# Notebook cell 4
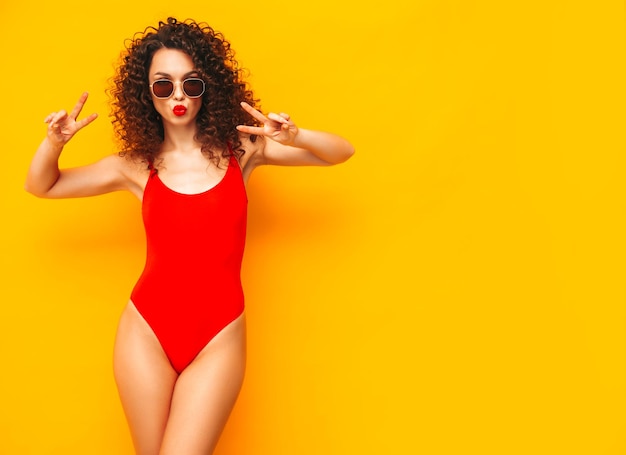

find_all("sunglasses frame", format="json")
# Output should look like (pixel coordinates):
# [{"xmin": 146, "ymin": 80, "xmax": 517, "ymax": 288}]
[{"xmin": 149, "ymin": 77, "xmax": 206, "ymax": 99}]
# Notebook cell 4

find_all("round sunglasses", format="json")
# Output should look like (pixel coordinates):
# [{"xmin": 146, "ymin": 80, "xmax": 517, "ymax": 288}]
[{"xmin": 149, "ymin": 78, "xmax": 206, "ymax": 99}]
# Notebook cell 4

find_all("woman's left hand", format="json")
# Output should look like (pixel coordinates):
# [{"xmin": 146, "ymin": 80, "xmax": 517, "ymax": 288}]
[{"xmin": 236, "ymin": 102, "xmax": 298, "ymax": 146}]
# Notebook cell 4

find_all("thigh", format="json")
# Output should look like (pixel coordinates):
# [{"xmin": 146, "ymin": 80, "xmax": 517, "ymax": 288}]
[
  {"xmin": 113, "ymin": 301, "xmax": 178, "ymax": 455},
  {"xmin": 160, "ymin": 313, "xmax": 247, "ymax": 455}
]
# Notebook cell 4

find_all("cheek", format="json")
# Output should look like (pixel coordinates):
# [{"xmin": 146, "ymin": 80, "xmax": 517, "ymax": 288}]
[
  {"xmin": 187, "ymin": 100, "xmax": 203, "ymax": 118},
  {"xmin": 150, "ymin": 98, "xmax": 166, "ymax": 115},
  {"xmin": 190, "ymin": 99, "xmax": 203, "ymax": 112}
]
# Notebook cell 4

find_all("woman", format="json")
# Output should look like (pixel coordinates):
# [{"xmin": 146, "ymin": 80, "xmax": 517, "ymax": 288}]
[{"xmin": 25, "ymin": 17, "xmax": 353, "ymax": 455}]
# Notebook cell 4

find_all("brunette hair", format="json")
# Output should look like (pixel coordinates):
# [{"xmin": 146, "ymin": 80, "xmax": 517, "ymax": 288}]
[{"xmin": 109, "ymin": 17, "xmax": 260, "ymax": 166}]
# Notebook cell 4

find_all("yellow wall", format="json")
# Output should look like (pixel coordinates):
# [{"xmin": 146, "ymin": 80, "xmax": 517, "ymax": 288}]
[{"xmin": 1, "ymin": 1, "xmax": 625, "ymax": 453}]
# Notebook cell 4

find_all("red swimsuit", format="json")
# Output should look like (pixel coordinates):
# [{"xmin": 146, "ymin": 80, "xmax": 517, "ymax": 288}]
[{"xmin": 131, "ymin": 156, "xmax": 247, "ymax": 373}]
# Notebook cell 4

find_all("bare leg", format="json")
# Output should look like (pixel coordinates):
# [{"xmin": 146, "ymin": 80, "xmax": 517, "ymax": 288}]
[
  {"xmin": 159, "ymin": 314, "xmax": 247, "ymax": 455},
  {"xmin": 113, "ymin": 302, "xmax": 178, "ymax": 455}
]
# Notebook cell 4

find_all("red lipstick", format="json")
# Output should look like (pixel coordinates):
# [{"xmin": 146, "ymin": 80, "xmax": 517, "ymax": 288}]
[{"xmin": 173, "ymin": 105, "xmax": 187, "ymax": 116}]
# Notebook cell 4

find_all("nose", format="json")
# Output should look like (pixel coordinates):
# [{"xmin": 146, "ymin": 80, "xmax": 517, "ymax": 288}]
[{"xmin": 172, "ymin": 81, "xmax": 185, "ymax": 100}]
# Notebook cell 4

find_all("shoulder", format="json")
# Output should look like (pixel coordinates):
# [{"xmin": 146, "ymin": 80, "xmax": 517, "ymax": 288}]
[
  {"xmin": 101, "ymin": 152, "xmax": 150, "ymax": 195},
  {"xmin": 98, "ymin": 153, "xmax": 146, "ymax": 179},
  {"xmin": 114, "ymin": 152, "xmax": 149, "ymax": 174}
]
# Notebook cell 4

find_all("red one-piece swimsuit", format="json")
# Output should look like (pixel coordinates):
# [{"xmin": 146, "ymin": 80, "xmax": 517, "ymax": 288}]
[{"xmin": 131, "ymin": 155, "xmax": 247, "ymax": 373}]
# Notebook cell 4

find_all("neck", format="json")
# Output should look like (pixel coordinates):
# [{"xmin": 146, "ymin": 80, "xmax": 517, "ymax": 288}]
[{"xmin": 161, "ymin": 124, "xmax": 200, "ymax": 154}]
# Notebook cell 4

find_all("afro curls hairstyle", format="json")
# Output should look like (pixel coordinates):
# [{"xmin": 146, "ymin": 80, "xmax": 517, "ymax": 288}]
[{"xmin": 109, "ymin": 17, "xmax": 260, "ymax": 167}]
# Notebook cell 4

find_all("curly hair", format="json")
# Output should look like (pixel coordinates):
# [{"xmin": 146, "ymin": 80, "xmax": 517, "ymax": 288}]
[{"xmin": 109, "ymin": 17, "xmax": 260, "ymax": 167}]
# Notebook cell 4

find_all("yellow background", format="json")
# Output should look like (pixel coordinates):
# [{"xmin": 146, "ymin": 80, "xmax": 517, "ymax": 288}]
[{"xmin": 1, "ymin": 1, "xmax": 625, "ymax": 454}]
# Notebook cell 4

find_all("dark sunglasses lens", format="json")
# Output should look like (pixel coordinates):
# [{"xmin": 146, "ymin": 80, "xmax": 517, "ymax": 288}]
[
  {"xmin": 183, "ymin": 79, "xmax": 205, "ymax": 97},
  {"xmin": 152, "ymin": 80, "xmax": 174, "ymax": 98}
]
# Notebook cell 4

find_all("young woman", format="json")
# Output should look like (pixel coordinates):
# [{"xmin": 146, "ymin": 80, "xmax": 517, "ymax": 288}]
[{"xmin": 25, "ymin": 17, "xmax": 353, "ymax": 455}]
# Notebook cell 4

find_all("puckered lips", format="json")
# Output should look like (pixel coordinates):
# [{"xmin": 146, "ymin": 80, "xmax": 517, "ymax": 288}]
[{"xmin": 173, "ymin": 105, "xmax": 187, "ymax": 116}]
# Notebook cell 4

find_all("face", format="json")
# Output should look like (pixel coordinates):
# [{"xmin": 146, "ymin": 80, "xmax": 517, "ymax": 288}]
[{"xmin": 148, "ymin": 48, "xmax": 204, "ymax": 126}]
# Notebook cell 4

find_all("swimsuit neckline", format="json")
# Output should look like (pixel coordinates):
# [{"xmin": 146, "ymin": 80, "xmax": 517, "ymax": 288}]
[{"xmin": 152, "ymin": 157, "xmax": 233, "ymax": 197}]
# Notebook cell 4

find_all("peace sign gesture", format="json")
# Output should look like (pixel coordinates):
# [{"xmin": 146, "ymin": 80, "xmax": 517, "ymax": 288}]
[
  {"xmin": 44, "ymin": 92, "xmax": 98, "ymax": 147},
  {"xmin": 236, "ymin": 102, "xmax": 298, "ymax": 146}
]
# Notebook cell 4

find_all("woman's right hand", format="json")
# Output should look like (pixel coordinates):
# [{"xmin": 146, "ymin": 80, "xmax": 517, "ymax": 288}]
[
  {"xmin": 44, "ymin": 92, "xmax": 98, "ymax": 147},
  {"xmin": 26, "ymin": 91, "xmax": 128, "ymax": 199}
]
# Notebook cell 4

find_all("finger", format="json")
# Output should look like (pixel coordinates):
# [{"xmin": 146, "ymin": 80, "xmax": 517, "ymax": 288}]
[
  {"xmin": 44, "ymin": 112, "xmax": 57, "ymax": 123},
  {"xmin": 240, "ymin": 101, "xmax": 268, "ymax": 123},
  {"xmin": 68, "ymin": 92, "xmax": 90, "ymax": 120},
  {"xmin": 267, "ymin": 112, "xmax": 290, "ymax": 125},
  {"xmin": 236, "ymin": 124, "xmax": 265, "ymax": 135},
  {"xmin": 52, "ymin": 110, "xmax": 68, "ymax": 121},
  {"xmin": 49, "ymin": 110, "xmax": 68, "ymax": 129},
  {"xmin": 279, "ymin": 113, "xmax": 291, "ymax": 121},
  {"xmin": 75, "ymin": 112, "xmax": 98, "ymax": 130}
]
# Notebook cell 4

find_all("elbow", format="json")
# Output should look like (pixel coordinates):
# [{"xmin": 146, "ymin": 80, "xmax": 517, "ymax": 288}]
[
  {"xmin": 332, "ymin": 144, "xmax": 355, "ymax": 165},
  {"xmin": 24, "ymin": 185, "xmax": 42, "ymax": 198},
  {"xmin": 24, "ymin": 181, "xmax": 37, "ymax": 196},
  {"xmin": 24, "ymin": 171, "xmax": 61, "ymax": 198},
  {"xmin": 24, "ymin": 181, "xmax": 50, "ymax": 198},
  {"xmin": 345, "ymin": 144, "xmax": 356, "ymax": 162},
  {"xmin": 322, "ymin": 137, "xmax": 355, "ymax": 165}
]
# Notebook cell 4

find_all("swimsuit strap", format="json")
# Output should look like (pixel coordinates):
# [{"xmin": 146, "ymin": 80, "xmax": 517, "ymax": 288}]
[{"xmin": 147, "ymin": 160, "xmax": 158, "ymax": 177}]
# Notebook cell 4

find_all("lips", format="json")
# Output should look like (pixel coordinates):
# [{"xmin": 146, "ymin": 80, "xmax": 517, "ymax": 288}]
[{"xmin": 173, "ymin": 105, "xmax": 187, "ymax": 116}]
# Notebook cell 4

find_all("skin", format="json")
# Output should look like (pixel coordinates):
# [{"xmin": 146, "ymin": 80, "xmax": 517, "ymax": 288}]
[{"xmin": 25, "ymin": 48, "xmax": 354, "ymax": 455}]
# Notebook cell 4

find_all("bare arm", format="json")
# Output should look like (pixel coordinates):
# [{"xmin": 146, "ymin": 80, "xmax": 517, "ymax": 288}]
[
  {"xmin": 236, "ymin": 102, "xmax": 355, "ymax": 168},
  {"xmin": 25, "ymin": 93, "xmax": 133, "ymax": 199}
]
